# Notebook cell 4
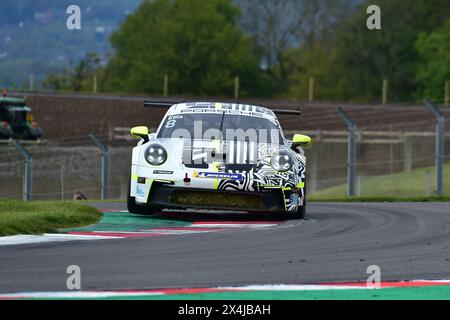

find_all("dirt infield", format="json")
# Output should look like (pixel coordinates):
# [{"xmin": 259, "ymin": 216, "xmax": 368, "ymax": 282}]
[{"xmin": 14, "ymin": 92, "xmax": 450, "ymax": 140}]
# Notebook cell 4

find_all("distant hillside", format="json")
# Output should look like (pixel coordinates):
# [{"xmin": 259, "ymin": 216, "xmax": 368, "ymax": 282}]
[
  {"xmin": 0, "ymin": 0, "xmax": 142, "ymax": 88},
  {"xmin": 0, "ymin": 0, "xmax": 365, "ymax": 90}
]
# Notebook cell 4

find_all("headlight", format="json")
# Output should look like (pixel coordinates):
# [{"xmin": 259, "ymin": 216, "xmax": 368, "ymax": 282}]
[
  {"xmin": 145, "ymin": 144, "xmax": 167, "ymax": 166},
  {"xmin": 270, "ymin": 150, "xmax": 293, "ymax": 172}
]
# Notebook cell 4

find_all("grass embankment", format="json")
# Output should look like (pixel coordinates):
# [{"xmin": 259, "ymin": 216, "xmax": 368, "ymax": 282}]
[
  {"xmin": 310, "ymin": 164, "xmax": 450, "ymax": 202},
  {"xmin": 309, "ymin": 196, "xmax": 450, "ymax": 202},
  {"xmin": 0, "ymin": 200, "xmax": 102, "ymax": 236}
]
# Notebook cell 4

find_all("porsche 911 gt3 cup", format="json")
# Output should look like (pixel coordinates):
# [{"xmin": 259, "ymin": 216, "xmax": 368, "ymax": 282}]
[{"xmin": 128, "ymin": 101, "xmax": 311, "ymax": 218}]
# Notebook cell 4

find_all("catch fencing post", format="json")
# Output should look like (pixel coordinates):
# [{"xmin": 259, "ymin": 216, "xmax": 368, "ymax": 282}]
[
  {"xmin": 357, "ymin": 176, "xmax": 362, "ymax": 197},
  {"xmin": 29, "ymin": 74, "xmax": 34, "ymax": 91},
  {"xmin": 445, "ymin": 80, "xmax": 449, "ymax": 107},
  {"xmin": 382, "ymin": 79, "xmax": 388, "ymax": 105},
  {"xmin": 61, "ymin": 162, "xmax": 65, "ymax": 200},
  {"xmin": 337, "ymin": 107, "xmax": 357, "ymax": 196},
  {"xmin": 164, "ymin": 75, "xmax": 169, "ymax": 97},
  {"xmin": 90, "ymin": 133, "xmax": 110, "ymax": 200},
  {"xmin": 234, "ymin": 76, "xmax": 240, "ymax": 101},
  {"xmin": 93, "ymin": 74, "xmax": 98, "ymax": 93},
  {"xmin": 424, "ymin": 100, "xmax": 445, "ymax": 196},
  {"xmin": 14, "ymin": 141, "xmax": 32, "ymax": 201},
  {"xmin": 309, "ymin": 77, "xmax": 315, "ymax": 102}
]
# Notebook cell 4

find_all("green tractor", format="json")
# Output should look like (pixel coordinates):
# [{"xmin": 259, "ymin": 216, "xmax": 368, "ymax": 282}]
[{"xmin": 0, "ymin": 91, "xmax": 42, "ymax": 140}]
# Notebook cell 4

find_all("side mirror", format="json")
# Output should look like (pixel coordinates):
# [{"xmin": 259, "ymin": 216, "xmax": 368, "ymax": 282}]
[
  {"xmin": 292, "ymin": 134, "xmax": 311, "ymax": 148},
  {"xmin": 131, "ymin": 126, "xmax": 149, "ymax": 142}
]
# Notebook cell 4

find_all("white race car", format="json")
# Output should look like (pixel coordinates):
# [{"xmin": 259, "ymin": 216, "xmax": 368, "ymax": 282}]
[{"xmin": 128, "ymin": 101, "xmax": 311, "ymax": 218}]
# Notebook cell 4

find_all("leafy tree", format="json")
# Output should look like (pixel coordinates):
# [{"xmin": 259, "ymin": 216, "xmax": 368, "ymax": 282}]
[
  {"xmin": 286, "ymin": 44, "xmax": 350, "ymax": 101},
  {"xmin": 415, "ymin": 19, "xmax": 450, "ymax": 103},
  {"xmin": 239, "ymin": 0, "xmax": 356, "ymax": 93},
  {"xmin": 330, "ymin": 0, "xmax": 450, "ymax": 102},
  {"xmin": 287, "ymin": 0, "xmax": 450, "ymax": 103},
  {"xmin": 42, "ymin": 70, "xmax": 71, "ymax": 91},
  {"xmin": 104, "ymin": 0, "xmax": 272, "ymax": 97},
  {"xmin": 70, "ymin": 53, "xmax": 101, "ymax": 92},
  {"xmin": 42, "ymin": 53, "xmax": 101, "ymax": 92}
]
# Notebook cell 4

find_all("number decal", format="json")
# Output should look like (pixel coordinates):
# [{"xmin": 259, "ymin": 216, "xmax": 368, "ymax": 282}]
[{"xmin": 165, "ymin": 119, "xmax": 177, "ymax": 128}]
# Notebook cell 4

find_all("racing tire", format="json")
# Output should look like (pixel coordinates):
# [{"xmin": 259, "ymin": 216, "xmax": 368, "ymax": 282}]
[
  {"xmin": 127, "ymin": 179, "xmax": 157, "ymax": 215},
  {"xmin": 292, "ymin": 183, "xmax": 306, "ymax": 220},
  {"xmin": 295, "ymin": 202, "xmax": 306, "ymax": 219}
]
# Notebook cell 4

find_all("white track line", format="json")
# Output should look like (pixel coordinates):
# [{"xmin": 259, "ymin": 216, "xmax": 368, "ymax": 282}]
[
  {"xmin": 192, "ymin": 223, "xmax": 278, "ymax": 229},
  {"xmin": 0, "ymin": 234, "xmax": 120, "ymax": 246},
  {"xmin": 0, "ymin": 220, "xmax": 280, "ymax": 246},
  {"xmin": 0, "ymin": 291, "xmax": 162, "ymax": 299},
  {"xmin": 3, "ymin": 280, "xmax": 450, "ymax": 299},
  {"xmin": 217, "ymin": 284, "xmax": 371, "ymax": 291}
]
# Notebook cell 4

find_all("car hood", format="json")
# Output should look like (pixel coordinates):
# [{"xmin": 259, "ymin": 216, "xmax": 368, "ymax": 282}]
[{"xmin": 154, "ymin": 138, "xmax": 290, "ymax": 170}]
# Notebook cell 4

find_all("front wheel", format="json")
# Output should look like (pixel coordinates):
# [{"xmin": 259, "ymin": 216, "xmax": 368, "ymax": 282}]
[
  {"xmin": 127, "ymin": 196, "xmax": 158, "ymax": 215},
  {"xmin": 127, "ymin": 179, "xmax": 157, "ymax": 215},
  {"xmin": 291, "ymin": 185, "xmax": 306, "ymax": 219},
  {"xmin": 295, "ymin": 203, "xmax": 306, "ymax": 219}
]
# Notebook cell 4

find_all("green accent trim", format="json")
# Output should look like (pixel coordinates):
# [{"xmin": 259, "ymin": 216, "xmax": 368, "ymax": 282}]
[
  {"xmin": 62, "ymin": 211, "xmax": 191, "ymax": 233},
  {"xmin": 130, "ymin": 126, "xmax": 149, "ymax": 139},
  {"xmin": 292, "ymin": 134, "xmax": 312, "ymax": 147},
  {"xmin": 213, "ymin": 161, "xmax": 220, "ymax": 189},
  {"xmin": 281, "ymin": 188, "xmax": 289, "ymax": 211},
  {"xmin": 29, "ymin": 285, "xmax": 450, "ymax": 300}
]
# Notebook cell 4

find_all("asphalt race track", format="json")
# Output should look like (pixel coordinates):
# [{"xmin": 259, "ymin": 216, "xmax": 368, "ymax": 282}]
[{"xmin": 1, "ymin": 202, "xmax": 450, "ymax": 293}]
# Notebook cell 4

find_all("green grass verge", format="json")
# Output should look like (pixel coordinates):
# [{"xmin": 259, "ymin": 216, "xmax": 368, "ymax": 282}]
[
  {"xmin": 310, "ymin": 164, "xmax": 450, "ymax": 200},
  {"xmin": 309, "ymin": 196, "xmax": 450, "ymax": 202},
  {"xmin": 81, "ymin": 199, "xmax": 126, "ymax": 203},
  {"xmin": 0, "ymin": 200, "xmax": 102, "ymax": 236}
]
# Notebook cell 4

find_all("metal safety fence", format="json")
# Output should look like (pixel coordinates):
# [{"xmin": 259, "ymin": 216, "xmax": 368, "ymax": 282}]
[
  {"xmin": 0, "ymin": 135, "xmax": 132, "ymax": 201},
  {"xmin": 0, "ymin": 100, "xmax": 448, "ymax": 201},
  {"xmin": 1, "ymin": 133, "xmax": 447, "ymax": 201},
  {"xmin": 304, "ymin": 134, "xmax": 449, "ymax": 198}
]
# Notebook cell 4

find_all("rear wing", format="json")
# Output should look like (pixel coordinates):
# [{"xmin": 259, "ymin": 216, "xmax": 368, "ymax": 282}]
[
  {"xmin": 143, "ymin": 100, "xmax": 302, "ymax": 118},
  {"xmin": 144, "ymin": 101, "xmax": 178, "ymax": 108}
]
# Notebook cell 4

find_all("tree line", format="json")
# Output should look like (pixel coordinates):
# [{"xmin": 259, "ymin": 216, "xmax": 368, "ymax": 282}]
[{"xmin": 43, "ymin": 0, "xmax": 450, "ymax": 104}]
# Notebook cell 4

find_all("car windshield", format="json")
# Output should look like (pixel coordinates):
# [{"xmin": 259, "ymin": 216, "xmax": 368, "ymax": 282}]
[{"xmin": 157, "ymin": 113, "xmax": 284, "ymax": 144}]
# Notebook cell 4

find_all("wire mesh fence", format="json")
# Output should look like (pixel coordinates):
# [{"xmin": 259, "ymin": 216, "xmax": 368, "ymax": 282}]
[
  {"xmin": 0, "ymin": 160, "xmax": 23, "ymax": 199},
  {"xmin": 0, "ymin": 130, "xmax": 448, "ymax": 201},
  {"xmin": 305, "ymin": 132, "xmax": 450, "ymax": 198},
  {"xmin": 0, "ymin": 140, "xmax": 132, "ymax": 201}
]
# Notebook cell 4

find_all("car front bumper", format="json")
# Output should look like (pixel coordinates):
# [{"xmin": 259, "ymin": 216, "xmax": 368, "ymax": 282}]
[{"xmin": 138, "ymin": 182, "xmax": 287, "ymax": 212}]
